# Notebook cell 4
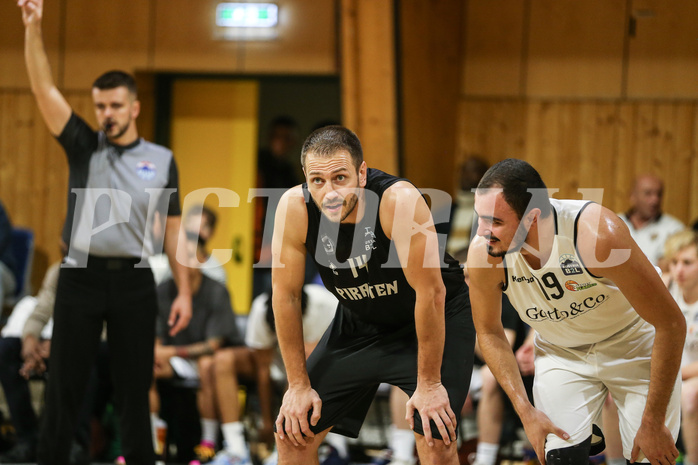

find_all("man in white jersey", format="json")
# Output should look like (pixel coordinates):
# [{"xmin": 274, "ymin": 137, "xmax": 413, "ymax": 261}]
[{"xmin": 466, "ymin": 159, "xmax": 685, "ymax": 465}]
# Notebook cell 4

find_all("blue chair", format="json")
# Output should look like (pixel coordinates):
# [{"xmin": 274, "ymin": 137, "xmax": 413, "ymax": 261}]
[{"xmin": 6, "ymin": 228, "xmax": 34, "ymax": 304}]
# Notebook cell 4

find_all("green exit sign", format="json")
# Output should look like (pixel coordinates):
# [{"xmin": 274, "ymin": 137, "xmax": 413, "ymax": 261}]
[{"xmin": 216, "ymin": 3, "xmax": 278, "ymax": 28}]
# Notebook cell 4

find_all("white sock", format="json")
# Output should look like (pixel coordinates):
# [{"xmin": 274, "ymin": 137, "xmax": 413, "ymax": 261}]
[
  {"xmin": 221, "ymin": 421, "xmax": 247, "ymax": 458},
  {"xmin": 201, "ymin": 418, "xmax": 219, "ymax": 445},
  {"xmin": 476, "ymin": 442, "xmax": 499, "ymax": 465},
  {"xmin": 324, "ymin": 432, "xmax": 349, "ymax": 459},
  {"xmin": 390, "ymin": 425, "xmax": 415, "ymax": 463},
  {"xmin": 150, "ymin": 413, "xmax": 160, "ymax": 450}
]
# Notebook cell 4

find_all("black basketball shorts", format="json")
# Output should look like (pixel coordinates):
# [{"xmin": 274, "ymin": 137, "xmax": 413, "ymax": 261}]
[{"xmin": 303, "ymin": 288, "xmax": 475, "ymax": 439}]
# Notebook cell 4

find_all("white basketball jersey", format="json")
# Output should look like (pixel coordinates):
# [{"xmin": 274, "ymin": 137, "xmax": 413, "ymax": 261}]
[{"xmin": 503, "ymin": 199, "xmax": 640, "ymax": 347}]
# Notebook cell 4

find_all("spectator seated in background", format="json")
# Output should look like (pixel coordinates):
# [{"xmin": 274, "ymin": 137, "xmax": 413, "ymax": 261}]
[
  {"xmin": 150, "ymin": 231, "xmax": 250, "ymax": 465},
  {"xmin": 244, "ymin": 284, "xmax": 344, "ymax": 465},
  {"xmin": 619, "ymin": 174, "xmax": 684, "ymax": 271},
  {"xmin": 150, "ymin": 205, "xmax": 227, "ymax": 286},
  {"xmin": 664, "ymin": 230, "xmax": 698, "ymax": 465},
  {"xmin": 0, "ymin": 262, "xmax": 93, "ymax": 465},
  {"xmin": 0, "ymin": 201, "xmax": 17, "ymax": 308}
]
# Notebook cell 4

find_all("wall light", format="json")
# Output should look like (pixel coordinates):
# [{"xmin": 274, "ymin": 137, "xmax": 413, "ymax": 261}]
[{"xmin": 214, "ymin": 2, "xmax": 279, "ymax": 40}]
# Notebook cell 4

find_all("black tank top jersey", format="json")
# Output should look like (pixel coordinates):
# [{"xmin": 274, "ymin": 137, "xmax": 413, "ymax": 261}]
[{"xmin": 304, "ymin": 168, "xmax": 467, "ymax": 328}]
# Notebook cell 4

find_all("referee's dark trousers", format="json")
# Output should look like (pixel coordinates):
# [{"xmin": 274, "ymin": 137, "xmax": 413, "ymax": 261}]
[{"xmin": 38, "ymin": 256, "xmax": 158, "ymax": 465}]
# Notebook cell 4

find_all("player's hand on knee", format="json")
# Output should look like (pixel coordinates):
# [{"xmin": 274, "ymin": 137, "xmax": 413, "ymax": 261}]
[
  {"xmin": 631, "ymin": 422, "xmax": 679, "ymax": 465},
  {"xmin": 407, "ymin": 382, "xmax": 457, "ymax": 447},
  {"xmin": 520, "ymin": 407, "xmax": 569, "ymax": 465},
  {"xmin": 276, "ymin": 385, "xmax": 321, "ymax": 446}
]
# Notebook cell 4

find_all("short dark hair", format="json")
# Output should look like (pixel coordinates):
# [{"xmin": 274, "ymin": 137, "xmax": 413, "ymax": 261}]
[
  {"xmin": 186, "ymin": 204, "xmax": 217, "ymax": 232},
  {"xmin": 264, "ymin": 288, "xmax": 309, "ymax": 333},
  {"xmin": 92, "ymin": 70, "xmax": 138, "ymax": 97},
  {"xmin": 477, "ymin": 158, "xmax": 552, "ymax": 219},
  {"xmin": 300, "ymin": 125, "xmax": 363, "ymax": 171}
]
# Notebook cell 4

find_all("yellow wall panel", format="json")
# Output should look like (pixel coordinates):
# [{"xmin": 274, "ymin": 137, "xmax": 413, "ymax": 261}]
[{"xmin": 171, "ymin": 79, "xmax": 259, "ymax": 313}]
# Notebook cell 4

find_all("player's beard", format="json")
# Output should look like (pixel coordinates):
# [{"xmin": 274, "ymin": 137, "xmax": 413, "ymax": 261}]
[
  {"xmin": 486, "ymin": 230, "xmax": 527, "ymax": 258},
  {"xmin": 316, "ymin": 190, "xmax": 360, "ymax": 223},
  {"xmin": 103, "ymin": 118, "xmax": 131, "ymax": 141}
]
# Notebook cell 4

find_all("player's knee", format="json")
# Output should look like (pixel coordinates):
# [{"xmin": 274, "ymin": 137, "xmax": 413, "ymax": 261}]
[
  {"xmin": 415, "ymin": 435, "xmax": 458, "ymax": 464},
  {"xmin": 197, "ymin": 355, "xmax": 214, "ymax": 376},
  {"xmin": 546, "ymin": 437, "xmax": 591, "ymax": 465},
  {"xmin": 213, "ymin": 349, "xmax": 234, "ymax": 374},
  {"xmin": 681, "ymin": 382, "xmax": 698, "ymax": 414},
  {"xmin": 480, "ymin": 367, "xmax": 500, "ymax": 395},
  {"xmin": 275, "ymin": 435, "xmax": 320, "ymax": 465}
]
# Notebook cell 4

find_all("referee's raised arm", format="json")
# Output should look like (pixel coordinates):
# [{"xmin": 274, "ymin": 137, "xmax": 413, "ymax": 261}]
[{"xmin": 20, "ymin": 0, "xmax": 72, "ymax": 137}]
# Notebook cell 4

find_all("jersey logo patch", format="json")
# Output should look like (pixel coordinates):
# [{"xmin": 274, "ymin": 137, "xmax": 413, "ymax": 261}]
[
  {"xmin": 559, "ymin": 254, "xmax": 583, "ymax": 276},
  {"xmin": 136, "ymin": 161, "xmax": 157, "ymax": 181},
  {"xmin": 321, "ymin": 235, "xmax": 335, "ymax": 254},
  {"xmin": 564, "ymin": 280, "xmax": 597, "ymax": 291},
  {"xmin": 364, "ymin": 226, "xmax": 377, "ymax": 251}
]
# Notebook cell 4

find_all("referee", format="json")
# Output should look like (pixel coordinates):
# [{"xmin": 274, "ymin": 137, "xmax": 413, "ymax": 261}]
[{"xmin": 19, "ymin": 1, "xmax": 192, "ymax": 464}]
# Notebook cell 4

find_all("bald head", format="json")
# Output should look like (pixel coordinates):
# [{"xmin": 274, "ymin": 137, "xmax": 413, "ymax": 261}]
[{"xmin": 630, "ymin": 174, "xmax": 664, "ymax": 221}]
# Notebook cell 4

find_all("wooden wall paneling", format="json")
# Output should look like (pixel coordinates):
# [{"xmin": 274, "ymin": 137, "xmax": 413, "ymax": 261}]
[
  {"xmin": 241, "ymin": 0, "xmax": 337, "ymax": 73},
  {"xmin": 462, "ymin": 0, "xmax": 525, "ymax": 97},
  {"xmin": 576, "ymin": 102, "xmax": 619, "ymax": 208},
  {"xmin": 614, "ymin": 103, "xmax": 639, "ymax": 212},
  {"xmin": 0, "ymin": 93, "xmax": 19, "ymax": 213},
  {"xmin": 655, "ymin": 103, "xmax": 694, "ymax": 222},
  {"xmin": 340, "ymin": 0, "xmax": 398, "ymax": 175},
  {"xmin": 456, "ymin": 98, "xmax": 698, "ymax": 221},
  {"xmin": 0, "ymin": 0, "xmax": 62, "ymax": 89},
  {"xmin": 400, "ymin": 0, "xmax": 436, "ymax": 187},
  {"xmin": 340, "ymin": 0, "xmax": 359, "ymax": 137},
  {"xmin": 456, "ymin": 99, "xmax": 526, "ymax": 170},
  {"xmin": 623, "ymin": 103, "xmax": 654, "ymax": 178},
  {"xmin": 489, "ymin": 100, "xmax": 526, "ymax": 162},
  {"xmin": 524, "ymin": 101, "xmax": 561, "ymax": 187},
  {"xmin": 690, "ymin": 105, "xmax": 698, "ymax": 224},
  {"xmin": 526, "ymin": 0, "xmax": 626, "ymax": 98},
  {"xmin": 0, "ymin": 90, "xmax": 70, "ymax": 290},
  {"xmin": 65, "ymin": 91, "xmax": 99, "ymax": 128},
  {"xmin": 456, "ymin": 100, "xmax": 486, "ymax": 162},
  {"xmin": 38, "ymin": 102, "xmax": 69, "ymax": 262},
  {"xmin": 134, "ymin": 73, "xmax": 156, "ymax": 142},
  {"xmin": 554, "ymin": 102, "xmax": 582, "ymax": 199},
  {"xmin": 153, "ymin": 0, "xmax": 337, "ymax": 74},
  {"xmin": 14, "ymin": 94, "xmax": 38, "ymax": 227},
  {"xmin": 399, "ymin": 0, "xmax": 464, "ymax": 193},
  {"xmin": 153, "ymin": 0, "xmax": 243, "ymax": 72},
  {"xmin": 63, "ymin": 0, "xmax": 151, "ymax": 90},
  {"xmin": 626, "ymin": 0, "xmax": 698, "ymax": 98},
  {"xmin": 26, "ymin": 93, "xmax": 68, "ymax": 287}
]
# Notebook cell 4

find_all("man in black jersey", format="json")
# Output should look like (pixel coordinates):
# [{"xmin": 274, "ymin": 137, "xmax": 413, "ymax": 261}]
[
  {"xmin": 270, "ymin": 125, "xmax": 474, "ymax": 465},
  {"xmin": 20, "ymin": 0, "xmax": 192, "ymax": 464}
]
